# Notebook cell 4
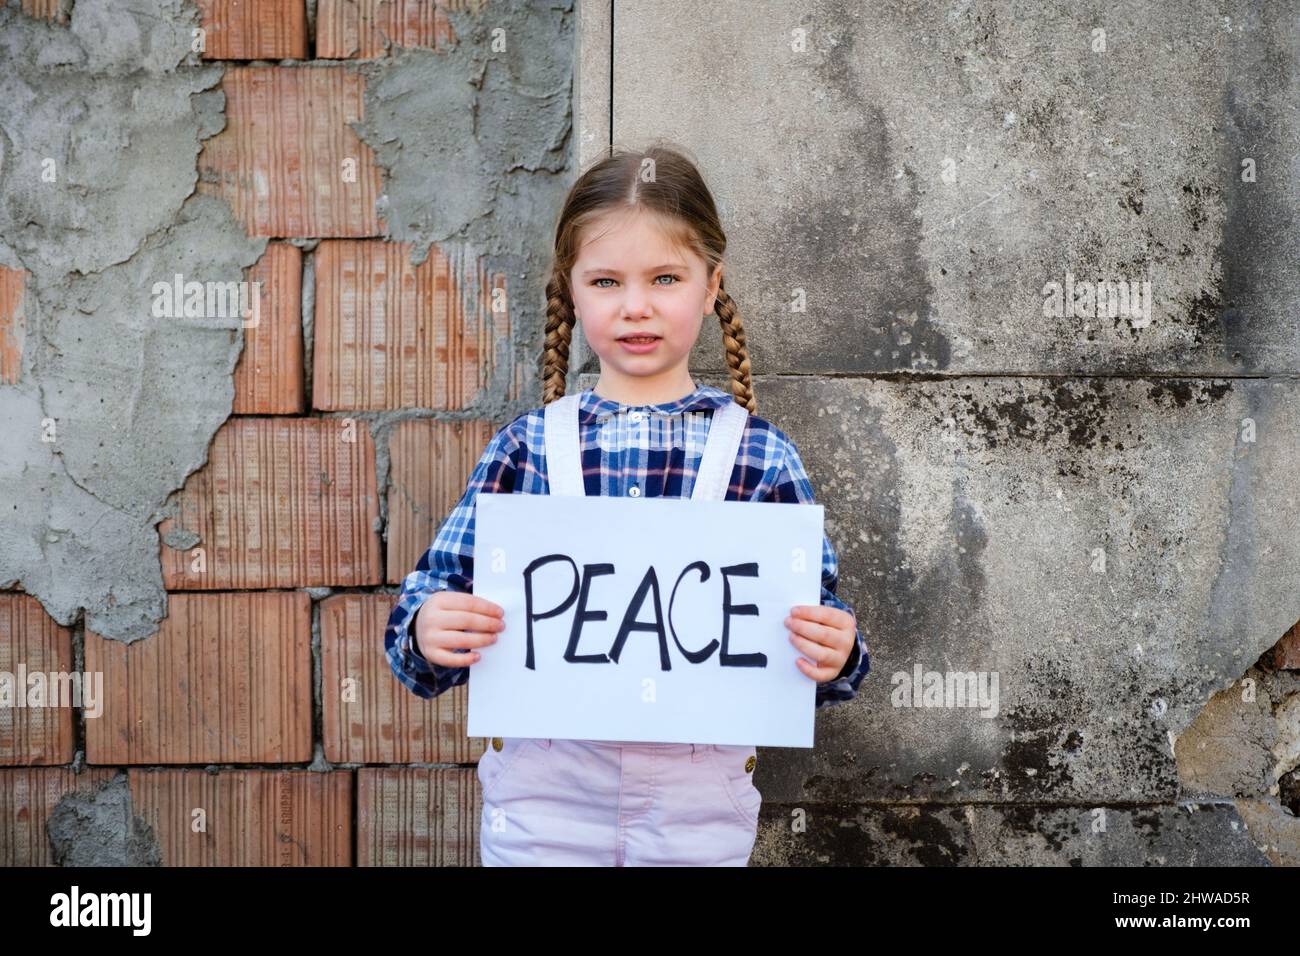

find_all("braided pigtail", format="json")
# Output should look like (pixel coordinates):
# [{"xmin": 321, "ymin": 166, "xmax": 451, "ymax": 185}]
[
  {"xmin": 714, "ymin": 283, "xmax": 756, "ymax": 413},
  {"xmin": 543, "ymin": 272, "xmax": 576, "ymax": 404}
]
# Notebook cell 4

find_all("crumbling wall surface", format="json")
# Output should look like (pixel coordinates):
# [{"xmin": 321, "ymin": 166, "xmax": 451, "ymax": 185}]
[
  {"xmin": 1177, "ymin": 661, "xmax": 1300, "ymax": 866},
  {"xmin": 0, "ymin": 0, "xmax": 573, "ymax": 643},
  {"xmin": 0, "ymin": 1, "xmax": 265, "ymax": 642},
  {"xmin": 1, "ymin": 0, "xmax": 578, "ymax": 868},
  {"xmin": 352, "ymin": 2, "xmax": 573, "ymax": 272}
]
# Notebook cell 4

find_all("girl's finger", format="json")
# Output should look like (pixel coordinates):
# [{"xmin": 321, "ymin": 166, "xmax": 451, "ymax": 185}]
[
  {"xmin": 785, "ymin": 613, "xmax": 840, "ymax": 648},
  {"xmin": 788, "ymin": 630, "xmax": 836, "ymax": 669},
  {"xmin": 436, "ymin": 608, "xmax": 508, "ymax": 634},
  {"xmin": 793, "ymin": 651, "xmax": 839, "ymax": 683},
  {"xmin": 428, "ymin": 627, "xmax": 500, "ymax": 650},
  {"xmin": 427, "ymin": 646, "xmax": 481, "ymax": 668},
  {"xmin": 792, "ymin": 604, "xmax": 855, "ymax": 633},
  {"xmin": 440, "ymin": 593, "xmax": 504, "ymax": 618}
]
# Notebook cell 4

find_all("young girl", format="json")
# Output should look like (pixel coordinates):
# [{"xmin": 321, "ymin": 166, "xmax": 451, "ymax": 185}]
[{"xmin": 384, "ymin": 144, "xmax": 870, "ymax": 866}]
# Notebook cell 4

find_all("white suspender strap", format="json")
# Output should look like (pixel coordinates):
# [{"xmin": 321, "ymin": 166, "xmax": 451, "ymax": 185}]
[
  {"xmin": 545, "ymin": 392, "xmax": 748, "ymax": 500},
  {"xmin": 542, "ymin": 394, "xmax": 586, "ymax": 496},
  {"xmin": 691, "ymin": 400, "xmax": 748, "ymax": 502}
]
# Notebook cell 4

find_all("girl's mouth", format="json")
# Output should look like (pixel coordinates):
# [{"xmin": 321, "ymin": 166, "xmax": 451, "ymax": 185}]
[{"xmin": 618, "ymin": 336, "xmax": 661, "ymax": 352}]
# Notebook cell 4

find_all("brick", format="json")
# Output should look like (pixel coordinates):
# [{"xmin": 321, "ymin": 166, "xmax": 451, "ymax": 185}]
[
  {"xmin": 357, "ymin": 767, "xmax": 479, "ymax": 866},
  {"xmin": 0, "ymin": 769, "xmax": 120, "ymax": 866},
  {"xmin": 385, "ymin": 417, "xmax": 500, "ymax": 584},
  {"xmin": 158, "ymin": 418, "xmax": 383, "ymax": 588},
  {"xmin": 1276, "ymin": 621, "xmax": 1300, "ymax": 670},
  {"xmin": 12, "ymin": 1, "xmax": 67, "ymax": 23},
  {"xmin": 84, "ymin": 592, "xmax": 312, "ymax": 764},
  {"xmin": 0, "ymin": 265, "xmax": 26, "ymax": 385},
  {"xmin": 129, "ymin": 769, "xmax": 351, "ymax": 865},
  {"xmin": 196, "ymin": 0, "xmax": 309, "ymax": 60},
  {"xmin": 197, "ymin": 66, "xmax": 383, "ymax": 238},
  {"xmin": 232, "ymin": 242, "xmax": 305, "ymax": 414},
  {"xmin": 316, "ymin": 0, "xmax": 473, "ymax": 59},
  {"xmin": 0, "ymin": 595, "xmax": 75, "ymax": 766},
  {"xmin": 321, "ymin": 593, "xmax": 486, "ymax": 762},
  {"xmin": 312, "ymin": 240, "xmax": 516, "ymax": 410}
]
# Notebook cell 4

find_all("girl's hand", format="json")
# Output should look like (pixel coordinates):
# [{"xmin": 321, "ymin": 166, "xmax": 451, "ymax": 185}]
[
  {"xmin": 413, "ymin": 591, "xmax": 505, "ymax": 667},
  {"xmin": 786, "ymin": 604, "xmax": 856, "ymax": 681}
]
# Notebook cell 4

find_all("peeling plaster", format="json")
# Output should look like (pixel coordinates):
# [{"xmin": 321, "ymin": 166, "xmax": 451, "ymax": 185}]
[
  {"xmin": 0, "ymin": 2, "xmax": 266, "ymax": 642},
  {"xmin": 349, "ymin": 0, "xmax": 574, "ymax": 423},
  {"xmin": 1174, "ymin": 650, "xmax": 1300, "ymax": 863},
  {"xmin": 46, "ymin": 771, "xmax": 162, "ymax": 866}
]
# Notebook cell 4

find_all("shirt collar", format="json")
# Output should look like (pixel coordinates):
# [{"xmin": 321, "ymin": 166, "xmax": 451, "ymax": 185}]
[{"xmin": 577, "ymin": 382, "xmax": 736, "ymax": 421}]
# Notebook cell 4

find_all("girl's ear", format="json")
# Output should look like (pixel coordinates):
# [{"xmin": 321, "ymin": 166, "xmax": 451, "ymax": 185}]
[{"xmin": 705, "ymin": 263, "xmax": 723, "ymax": 315}]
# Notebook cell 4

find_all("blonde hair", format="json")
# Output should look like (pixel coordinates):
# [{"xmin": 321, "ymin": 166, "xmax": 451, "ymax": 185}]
[{"xmin": 542, "ymin": 142, "xmax": 756, "ymax": 413}]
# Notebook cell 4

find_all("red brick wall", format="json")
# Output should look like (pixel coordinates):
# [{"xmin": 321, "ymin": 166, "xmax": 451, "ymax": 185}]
[{"xmin": 2, "ymin": 0, "xmax": 514, "ymax": 867}]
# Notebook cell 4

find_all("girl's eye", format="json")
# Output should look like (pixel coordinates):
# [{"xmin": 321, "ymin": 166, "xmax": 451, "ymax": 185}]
[{"xmin": 592, "ymin": 275, "xmax": 681, "ymax": 288}]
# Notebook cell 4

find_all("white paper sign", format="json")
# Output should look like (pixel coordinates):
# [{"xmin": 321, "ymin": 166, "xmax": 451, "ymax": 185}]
[{"xmin": 469, "ymin": 492, "xmax": 823, "ymax": 747}]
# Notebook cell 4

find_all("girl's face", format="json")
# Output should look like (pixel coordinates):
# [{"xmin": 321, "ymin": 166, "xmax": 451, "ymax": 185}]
[{"xmin": 569, "ymin": 208, "xmax": 721, "ymax": 403}]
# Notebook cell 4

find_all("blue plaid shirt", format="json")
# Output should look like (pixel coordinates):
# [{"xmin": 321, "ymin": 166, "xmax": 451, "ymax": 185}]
[{"xmin": 384, "ymin": 382, "xmax": 870, "ymax": 710}]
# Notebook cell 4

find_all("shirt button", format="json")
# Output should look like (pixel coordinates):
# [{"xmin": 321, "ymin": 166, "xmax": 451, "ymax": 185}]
[
  {"xmin": 629, "ymin": 485, "xmax": 641, "ymax": 497},
  {"xmin": 492, "ymin": 737, "xmax": 503, "ymax": 751},
  {"xmin": 629, "ymin": 411, "xmax": 643, "ymax": 423}
]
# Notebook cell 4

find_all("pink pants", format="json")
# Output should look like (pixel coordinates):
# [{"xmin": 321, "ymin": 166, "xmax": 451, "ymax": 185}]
[{"xmin": 477, "ymin": 737, "xmax": 761, "ymax": 866}]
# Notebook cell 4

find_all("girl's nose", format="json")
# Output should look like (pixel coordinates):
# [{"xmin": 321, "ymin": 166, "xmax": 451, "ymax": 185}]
[
  {"xmin": 621, "ymin": 299, "xmax": 652, "ymax": 319},
  {"xmin": 620, "ymin": 286, "xmax": 654, "ymax": 318}
]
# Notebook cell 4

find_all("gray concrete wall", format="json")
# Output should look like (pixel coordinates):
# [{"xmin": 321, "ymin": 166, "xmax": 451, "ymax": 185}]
[{"xmin": 576, "ymin": 0, "xmax": 1300, "ymax": 864}]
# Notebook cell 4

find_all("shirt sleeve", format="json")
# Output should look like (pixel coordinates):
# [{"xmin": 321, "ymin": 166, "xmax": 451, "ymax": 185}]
[
  {"xmin": 383, "ymin": 420, "xmax": 521, "ymax": 699},
  {"xmin": 764, "ymin": 434, "xmax": 870, "ymax": 709}
]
